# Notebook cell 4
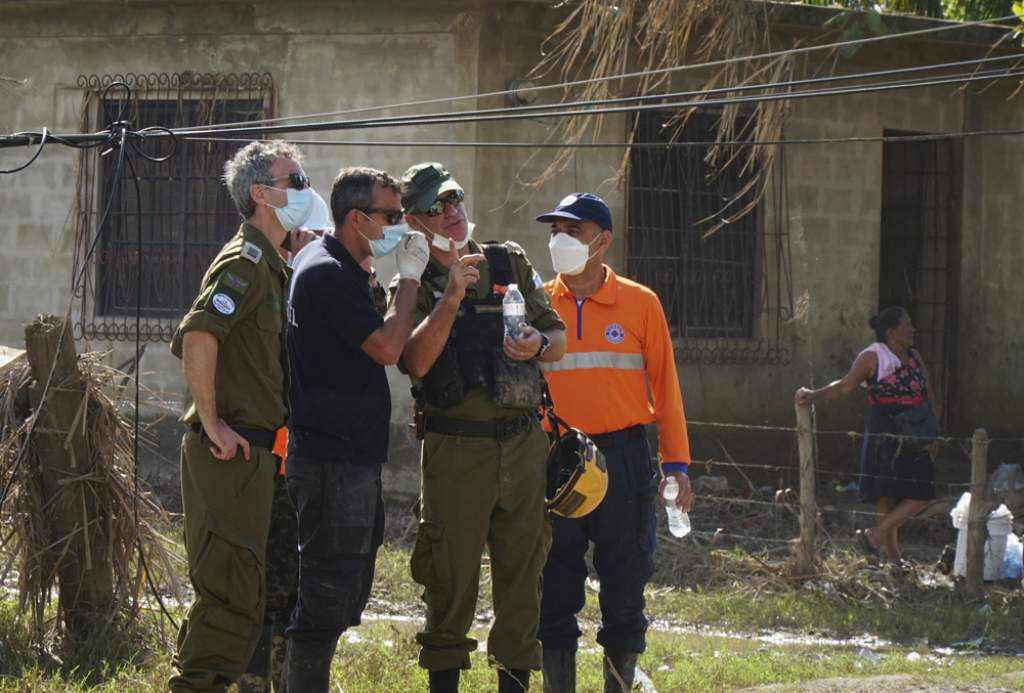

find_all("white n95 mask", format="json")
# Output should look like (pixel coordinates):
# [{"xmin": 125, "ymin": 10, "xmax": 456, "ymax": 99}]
[{"xmin": 549, "ymin": 232, "xmax": 598, "ymax": 276}]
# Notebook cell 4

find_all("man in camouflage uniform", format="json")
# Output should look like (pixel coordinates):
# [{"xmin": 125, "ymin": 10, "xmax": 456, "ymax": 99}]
[
  {"xmin": 395, "ymin": 162, "xmax": 567, "ymax": 693},
  {"xmin": 169, "ymin": 141, "xmax": 312, "ymax": 693}
]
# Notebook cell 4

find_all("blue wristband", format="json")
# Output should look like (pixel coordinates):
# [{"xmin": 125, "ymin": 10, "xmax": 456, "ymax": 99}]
[{"xmin": 661, "ymin": 462, "xmax": 689, "ymax": 474}]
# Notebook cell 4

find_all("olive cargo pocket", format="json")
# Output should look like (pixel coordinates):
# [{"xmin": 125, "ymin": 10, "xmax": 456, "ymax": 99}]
[
  {"xmin": 189, "ymin": 530, "xmax": 263, "ymax": 663},
  {"xmin": 410, "ymin": 522, "xmax": 452, "ymax": 614}
]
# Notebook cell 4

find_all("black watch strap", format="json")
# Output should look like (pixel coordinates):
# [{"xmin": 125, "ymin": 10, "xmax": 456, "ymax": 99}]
[{"xmin": 534, "ymin": 333, "xmax": 551, "ymax": 359}]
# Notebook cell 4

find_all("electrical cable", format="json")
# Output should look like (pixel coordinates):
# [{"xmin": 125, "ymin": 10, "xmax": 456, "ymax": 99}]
[
  {"xmin": 181, "ymin": 125, "xmax": 1024, "ymax": 150},
  {"xmin": 165, "ymin": 63, "xmax": 1024, "ymax": 140},
  {"xmin": 3, "ymin": 52, "xmax": 1023, "ymax": 150},
  {"xmin": 169, "ymin": 12, "xmax": 1022, "ymax": 133},
  {"xmin": 0, "ymin": 128, "xmax": 49, "ymax": 174},
  {"xmin": 173, "ymin": 51, "xmax": 1024, "ymax": 140},
  {"xmin": 124, "ymin": 151, "xmax": 181, "ymax": 632}
]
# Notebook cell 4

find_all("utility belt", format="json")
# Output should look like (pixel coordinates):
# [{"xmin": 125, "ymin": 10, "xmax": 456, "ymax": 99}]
[
  {"xmin": 588, "ymin": 424, "xmax": 645, "ymax": 449},
  {"xmin": 189, "ymin": 423, "xmax": 277, "ymax": 451},
  {"xmin": 415, "ymin": 411, "xmax": 535, "ymax": 441}
]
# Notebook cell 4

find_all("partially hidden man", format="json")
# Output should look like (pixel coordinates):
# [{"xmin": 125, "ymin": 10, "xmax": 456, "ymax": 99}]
[
  {"xmin": 535, "ymin": 193, "xmax": 695, "ymax": 693},
  {"xmin": 393, "ymin": 163, "xmax": 567, "ymax": 693},
  {"xmin": 283, "ymin": 167, "xmax": 429, "ymax": 691},
  {"xmin": 169, "ymin": 141, "xmax": 314, "ymax": 693}
]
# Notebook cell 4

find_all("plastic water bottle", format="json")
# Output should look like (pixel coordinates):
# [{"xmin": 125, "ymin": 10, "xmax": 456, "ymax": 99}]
[
  {"xmin": 662, "ymin": 477, "xmax": 691, "ymax": 538},
  {"xmin": 503, "ymin": 283, "xmax": 526, "ymax": 340}
]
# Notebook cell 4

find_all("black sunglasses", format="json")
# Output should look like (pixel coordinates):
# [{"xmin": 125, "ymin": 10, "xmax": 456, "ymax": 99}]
[
  {"xmin": 269, "ymin": 173, "xmax": 311, "ymax": 190},
  {"xmin": 362, "ymin": 208, "xmax": 405, "ymax": 226},
  {"xmin": 426, "ymin": 189, "xmax": 465, "ymax": 217}
]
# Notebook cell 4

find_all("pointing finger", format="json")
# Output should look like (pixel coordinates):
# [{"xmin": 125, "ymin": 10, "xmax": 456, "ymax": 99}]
[{"xmin": 459, "ymin": 253, "xmax": 485, "ymax": 267}]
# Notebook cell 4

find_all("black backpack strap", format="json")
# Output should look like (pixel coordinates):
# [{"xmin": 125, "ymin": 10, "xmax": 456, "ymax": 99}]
[{"xmin": 482, "ymin": 241, "xmax": 515, "ymax": 287}]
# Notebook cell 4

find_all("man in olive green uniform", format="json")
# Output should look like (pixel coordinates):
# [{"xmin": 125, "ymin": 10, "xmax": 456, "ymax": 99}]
[
  {"xmin": 169, "ymin": 141, "xmax": 313, "ymax": 693},
  {"xmin": 395, "ymin": 163, "xmax": 567, "ymax": 693}
]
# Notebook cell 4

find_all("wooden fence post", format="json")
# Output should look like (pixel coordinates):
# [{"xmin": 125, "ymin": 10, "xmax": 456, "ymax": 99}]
[
  {"xmin": 965, "ymin": 428, "xmax": 989, "ymax": 600},
  {"xmin": 794, "ymin": 402, "xmax": 817, "ymax": 574}
]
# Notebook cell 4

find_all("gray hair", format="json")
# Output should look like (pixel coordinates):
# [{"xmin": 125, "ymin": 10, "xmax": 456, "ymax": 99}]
[
  {"xmin": 330, "ymin": 166, "xmax": 401, "ymax": 229},
  {"xmin": 223, "ymin": 140, "xmax": 304, "ymax": 219}
]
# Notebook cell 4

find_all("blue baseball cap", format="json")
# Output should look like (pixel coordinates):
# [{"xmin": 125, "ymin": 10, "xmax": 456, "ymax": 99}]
[{"xmin": 535, "ymin": 192, "xmax": 613, "ymax": 232}]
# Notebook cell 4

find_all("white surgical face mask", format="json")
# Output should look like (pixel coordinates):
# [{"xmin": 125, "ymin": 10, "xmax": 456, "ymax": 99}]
[
  {"xmin": 549, "ymin": 232, "xmax": 599, "ymax": 276},
  {"xmin": 262, "ymin": 185, "xmax": 315, "ymax": 232},
  {"xmin": 358, "ymin": 212, "xmax": 409, "ymax": 257},
  {"xmin": 422, "ymin": 221, "xmax": 475, "ymax": 251}
]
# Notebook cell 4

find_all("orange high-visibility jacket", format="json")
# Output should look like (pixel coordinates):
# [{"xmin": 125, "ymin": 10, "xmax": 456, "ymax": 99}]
[{"xmin": 541, "ymin": 267, "xmax": 691, "ymax": 465}]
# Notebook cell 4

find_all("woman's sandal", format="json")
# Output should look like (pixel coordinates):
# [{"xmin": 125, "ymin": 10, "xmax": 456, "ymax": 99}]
[{"xmin": 855, "ymin": 529, "xmax": 881, "ymax": 560}]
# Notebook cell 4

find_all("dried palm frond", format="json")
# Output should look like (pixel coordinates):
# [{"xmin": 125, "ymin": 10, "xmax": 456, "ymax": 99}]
[
  {"xmin": 0, "ymin": 350, "xmax": 183, "ymax": 653},
  {"xmin": 526, "ymin": 0, "xmax": 798, "ymax": 234}
]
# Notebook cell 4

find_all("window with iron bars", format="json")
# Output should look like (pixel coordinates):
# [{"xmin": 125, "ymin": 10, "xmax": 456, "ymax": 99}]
[
  {"xmin": 73, "ymin": 73, "xmax": 274, "ymax": 342},
  {"xmin": 626, "ymin": 110, "xmax": 758, "ymax": 341}
]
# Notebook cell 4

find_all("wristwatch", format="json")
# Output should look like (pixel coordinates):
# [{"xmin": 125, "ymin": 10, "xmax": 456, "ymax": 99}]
[{"xmin": 534, "ymin": 333, "xmax": 552, "ymax": 360}]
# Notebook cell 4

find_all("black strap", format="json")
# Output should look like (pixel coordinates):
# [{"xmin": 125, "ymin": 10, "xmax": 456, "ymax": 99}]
[
  {"xmin": 424, "ymin": 412, "xmax": 533, "ymax": 440},
  {"xmin": 481, "ymin": 242, "xmax": 514, "ymax": 287}
]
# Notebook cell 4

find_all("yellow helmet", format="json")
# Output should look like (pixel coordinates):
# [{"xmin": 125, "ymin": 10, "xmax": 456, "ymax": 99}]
[{"xmin": 546, "ymin": 427, "xmax": 609, "ymax": 519}]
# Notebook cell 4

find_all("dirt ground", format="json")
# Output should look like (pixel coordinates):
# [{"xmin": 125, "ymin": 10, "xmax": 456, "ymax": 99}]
[{"xmin": 739, "ymin": 671, "xmax": 1024, "ymax": 692}]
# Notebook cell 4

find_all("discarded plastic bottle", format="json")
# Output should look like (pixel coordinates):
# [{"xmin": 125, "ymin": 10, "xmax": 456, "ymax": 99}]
[
  {"xmin": 503, "ymin": 283, "xmax": 526, "ymax": 340},
  {"xmin": 662, "ymin": 477, "xmax": 691, "ymax": 538}
]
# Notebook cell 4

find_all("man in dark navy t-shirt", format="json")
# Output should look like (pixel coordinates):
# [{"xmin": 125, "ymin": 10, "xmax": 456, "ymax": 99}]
[{"xmin": 283, "ymin": 166, "xmax": 429, "ymax": 691}]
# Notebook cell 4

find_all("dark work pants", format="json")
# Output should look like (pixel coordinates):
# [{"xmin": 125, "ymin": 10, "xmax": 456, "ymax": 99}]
[
  {"xmin": 239, "ymin": 471, "xmax": 299, "ymax": 693},
  {"xmin": 285, "ymin": 455, "xmax": 385, "ymax": 642},
  {"xmin": 538, "ymin": 435, "xmax": 658, "ymax": 654}
]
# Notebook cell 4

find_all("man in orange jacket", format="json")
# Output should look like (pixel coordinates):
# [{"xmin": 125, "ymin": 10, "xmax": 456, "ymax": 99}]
[{"xmin": 535, "ymin": 193, "xmax": 695, "ymax": 693}]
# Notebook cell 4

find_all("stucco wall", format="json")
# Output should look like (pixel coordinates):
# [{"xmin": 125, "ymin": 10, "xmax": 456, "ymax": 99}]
[{"xmin": 2, "ymin": 3, "xmax": 1022, "ymax": 502}]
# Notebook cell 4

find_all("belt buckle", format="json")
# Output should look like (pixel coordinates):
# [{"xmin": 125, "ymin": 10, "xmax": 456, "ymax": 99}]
[{"xmin": 496, "ymin": 416, "xmax": 519, "ymax": 440}]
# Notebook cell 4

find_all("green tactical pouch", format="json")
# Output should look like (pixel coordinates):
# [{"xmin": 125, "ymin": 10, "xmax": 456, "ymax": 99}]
[{"xmin": 492, "ymin": 349, "xmax": 543, "ymax": 409}]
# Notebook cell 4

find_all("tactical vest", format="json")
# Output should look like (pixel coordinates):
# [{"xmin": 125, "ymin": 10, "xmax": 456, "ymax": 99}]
[{"xmin": 414, "ymin": 242, "xmax": 543, "ymax": 410}]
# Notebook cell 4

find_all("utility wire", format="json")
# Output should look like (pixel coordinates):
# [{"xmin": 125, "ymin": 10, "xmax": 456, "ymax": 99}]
[
  {"xmin": 182, "ymin": 125, "xmax": 1024, "ymax": 150},
  {"xmin": 166, "ymin": 64, "xmax": 1024, "ymax": 139},
  {"xmin": 174, "ymin": 51, "xmax": 1024, "ymax": 138},
  {"xmin": 3, "ymin": 53, "xmax": 1022, "ymax": 150},
  {"xmin": 169, "ymin": 12, "xmax": 1022, "ymax": 133}
]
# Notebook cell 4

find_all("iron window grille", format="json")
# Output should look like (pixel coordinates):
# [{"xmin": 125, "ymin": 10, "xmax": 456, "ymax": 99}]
[
  {"xmin": 72, "ymin": 72, "xmax": 274, "ymax": 342},
  {"xmin": 625, "ymin": 110, "xmax": 793, "ymax": 364}
]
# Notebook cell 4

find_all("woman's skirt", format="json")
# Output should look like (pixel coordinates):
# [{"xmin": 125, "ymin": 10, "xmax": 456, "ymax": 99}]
[{"xmin": 858, "ymin": 406, "xmax": 936, "ymax": 503}]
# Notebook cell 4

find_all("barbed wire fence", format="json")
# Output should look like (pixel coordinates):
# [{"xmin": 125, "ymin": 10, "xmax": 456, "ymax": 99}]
[{"xmin": 652, "ymin": 404, "xmax": 1022, "ymax": 598}]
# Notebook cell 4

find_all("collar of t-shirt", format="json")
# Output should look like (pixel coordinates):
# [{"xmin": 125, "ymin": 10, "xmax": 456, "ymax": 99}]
[{"xmin": 322, "ymin": 232, "xmax": 370, "ymax": 282}]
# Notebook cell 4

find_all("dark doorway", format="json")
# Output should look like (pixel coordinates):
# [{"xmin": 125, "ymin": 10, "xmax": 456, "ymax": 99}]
[{"xmin": 878, "ymin": 131, "xmax": 961, "ymax": 426}]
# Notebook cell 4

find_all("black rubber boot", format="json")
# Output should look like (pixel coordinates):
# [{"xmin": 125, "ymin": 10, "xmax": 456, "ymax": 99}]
[
  {"xmin": 284, "ymin": 637, "xmax": 338, "ymax": 693},
  {"xmin": 542, "ymin": 649, "xmax": 576, "ymax": 693},
  {"xmin": 602, "ymin": 651, "xmax": 638, "ymax": 693},
  {"xmin": 237, "ymin": 624, "xmax": 272, "ymax": 693},
  {"xmin": 498, "ymin": 668, "xmax": 531, "ymax": 692},
  {"xmin": 428, "ymin": 668, "xmax": 460, "ymax": 693}
]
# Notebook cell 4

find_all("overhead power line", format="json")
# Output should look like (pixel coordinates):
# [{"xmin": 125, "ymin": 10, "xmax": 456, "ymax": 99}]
[
  {"xmin": 180, "ymin": 126, "xmax": 1024, "ymax": 150},
  {"xmin": 169, "ymin": 12, "xmax": 1021, "ymax": 134}
]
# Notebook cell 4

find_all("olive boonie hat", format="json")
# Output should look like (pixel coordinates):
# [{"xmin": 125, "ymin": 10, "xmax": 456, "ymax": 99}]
[{"xmin": 400, "ymin": 162, "xmax": 464, "ymax": 214}]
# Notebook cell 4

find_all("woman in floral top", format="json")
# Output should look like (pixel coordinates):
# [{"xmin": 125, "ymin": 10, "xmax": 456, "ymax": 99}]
[{"xmin": 795, "ymin": 306, "xmax": 938, "ymax": 562}]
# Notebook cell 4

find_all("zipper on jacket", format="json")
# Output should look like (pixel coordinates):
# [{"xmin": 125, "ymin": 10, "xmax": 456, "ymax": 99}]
[{"xmin": 574, "ymin": 298, "xmax": 586, "ymax": 340}]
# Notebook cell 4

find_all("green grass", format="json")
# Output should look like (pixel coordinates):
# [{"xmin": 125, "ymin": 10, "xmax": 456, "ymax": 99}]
[{"xmin": 1, "ymin": 543, "xmax": 1023, "ymax": 692}]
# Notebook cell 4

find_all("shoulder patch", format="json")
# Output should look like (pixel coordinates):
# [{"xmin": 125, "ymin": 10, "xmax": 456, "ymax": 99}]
[
  {"xmin": 220, "ymin": 271, "xmax": 250, "ymax": 294},
  {"xmin": 532, "ymin": 270, "xmax": 543, "ymax": 289},
  {"xmin": 210, "ymin": 293, "xmax": 236, "ymax": 316},
  {"xmin": 241, "ymin": 241, "xmax": 263, "ymax": 264}
]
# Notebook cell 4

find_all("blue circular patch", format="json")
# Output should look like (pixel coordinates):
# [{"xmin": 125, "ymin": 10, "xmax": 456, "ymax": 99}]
[{"xmin": 604, "ymin": 323, "xmax": 625, "ymax": 344}]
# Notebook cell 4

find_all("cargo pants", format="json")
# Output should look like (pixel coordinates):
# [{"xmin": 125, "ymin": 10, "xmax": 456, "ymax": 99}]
[
  {"xmin": 238, "ymin": 472, "xmax": 299, "ymax": 693},
  {"xmin": 538, "ymin": 435, "xmax": 659, "ymax": 654},
  {"xmin": 169, "ymin": 431, "xmax": 277, "ymax": 693},
  {"xmin": 413, "ymin": 421, "xmax": 552, "ymax": 672}
]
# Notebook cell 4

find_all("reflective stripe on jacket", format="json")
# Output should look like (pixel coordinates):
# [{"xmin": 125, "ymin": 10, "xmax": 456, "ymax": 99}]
[{"xmin": 541, "ymin": 266, "xmax": 691, "ymax": 464}]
